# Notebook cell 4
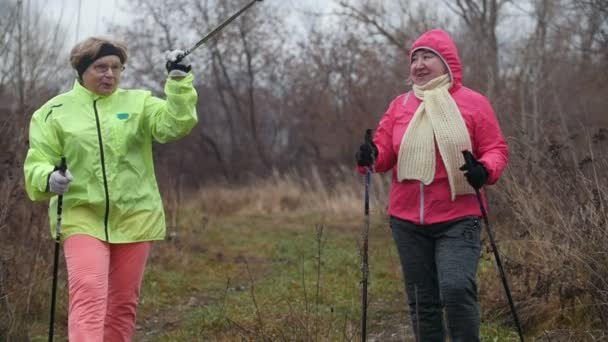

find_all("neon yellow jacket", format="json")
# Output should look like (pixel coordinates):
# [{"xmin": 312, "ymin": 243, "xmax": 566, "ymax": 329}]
[{"xmin": 24, "ymin": 74, "xmax": 198, "ymax": 243}]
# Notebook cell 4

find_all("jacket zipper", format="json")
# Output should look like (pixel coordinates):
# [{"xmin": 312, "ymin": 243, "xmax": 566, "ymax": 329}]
[
  {"xmin": 420, "ymin": 182, "xmax": 424, "ymax": 224},
  {"xmin": 93, "ymin": 100, "xmax": 110, "ymax": 241}
]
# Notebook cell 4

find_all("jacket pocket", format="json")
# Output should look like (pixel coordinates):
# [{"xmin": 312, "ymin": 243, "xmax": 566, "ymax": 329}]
[
  {"xmin": 110, "ymin": 112, "xmax": 140, "ymax": 156},
  {"xmin": 461, "ymin": 217, "xmax": 481, "ymax": 245}
]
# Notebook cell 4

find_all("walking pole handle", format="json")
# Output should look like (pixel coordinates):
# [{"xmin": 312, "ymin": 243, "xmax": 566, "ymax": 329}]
[
  {"xmin": 364, "ymin": 129, "xmax": 373, "ymax": 146},
  {"xmin": 462, "ymin": 150, "xmax": 487, "ymax": 215},
  {"xmin": 462, "ymin": 150, "xmax": 474, "ymax": 170},
  {"xmin": 56, "ymin": 157, "xmax": 67, "ymax": 226},
  {"xmin": 364, "ymin": 129, "xmax": 375, "ymax": 172},
  {"xmin": 58, "ymin": 157, "xmax": 67, "ymax": 172}
]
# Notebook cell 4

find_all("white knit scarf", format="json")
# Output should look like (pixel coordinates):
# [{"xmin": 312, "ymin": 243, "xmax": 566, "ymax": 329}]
[{"xmin": 397, "ymin": 74, "xmax": 474, "ymax": 200}]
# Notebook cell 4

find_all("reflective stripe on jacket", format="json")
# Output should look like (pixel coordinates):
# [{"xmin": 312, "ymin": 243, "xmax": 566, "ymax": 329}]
[
  {"xmin": 24, "ymin": 74, "xmax": 198, "ymax": 242},
  {"xmin": 361, "ymin": 29, "xmax": 508, "ymax": 224}
]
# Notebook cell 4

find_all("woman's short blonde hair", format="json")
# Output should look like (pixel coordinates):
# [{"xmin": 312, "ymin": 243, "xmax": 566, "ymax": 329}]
[{"xmin": 70, "ymin": 37, "xmax": 128, "ymax": 76}]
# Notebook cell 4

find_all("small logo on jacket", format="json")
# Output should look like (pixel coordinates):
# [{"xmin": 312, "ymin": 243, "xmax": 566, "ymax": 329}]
[{"xmin": 116, "ymin": 113, "xmax": 129, "ymax": 120}]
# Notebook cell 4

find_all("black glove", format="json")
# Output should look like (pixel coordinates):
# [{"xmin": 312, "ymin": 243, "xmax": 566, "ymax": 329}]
[
  {"xmin": 459, "ymin": 151, "xmax": 488, "ymax": 190},
  {"xmin": 165, "ymin": 49, "xmax": 192, "ymax": 77},
  {"xmin": 355, "ymin": 129, "xmax": 378, "ymax": 167}
]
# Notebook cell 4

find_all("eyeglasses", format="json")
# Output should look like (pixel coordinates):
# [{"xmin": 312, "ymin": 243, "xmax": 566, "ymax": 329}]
[{"xmin": 92, "ymin": 63, "xmax": 125, "ymax": 75}]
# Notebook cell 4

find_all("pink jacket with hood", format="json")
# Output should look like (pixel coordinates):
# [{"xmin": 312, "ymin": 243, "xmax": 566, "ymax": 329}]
[{"xmin": 363, "ymin": 29, "xmax": 508, "ymax": 225}]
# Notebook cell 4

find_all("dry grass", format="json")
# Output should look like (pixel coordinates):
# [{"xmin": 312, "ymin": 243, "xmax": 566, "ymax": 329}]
[
  {"xmin": 481, "ymin": 138, "xmax": 608, "ymax": 336},
  {"xmin": 182, "ymin": 166, "xmax": 391, "ymax": 218},
  {"xmin": 0, "ymin": 106, "xmax": 62, "ymax": 339}
]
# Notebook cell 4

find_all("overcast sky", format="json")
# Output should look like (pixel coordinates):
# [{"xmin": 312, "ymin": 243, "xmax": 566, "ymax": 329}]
[{"xmin": 32, "ymin": 0, "xmax": 338, "ymax": 46}]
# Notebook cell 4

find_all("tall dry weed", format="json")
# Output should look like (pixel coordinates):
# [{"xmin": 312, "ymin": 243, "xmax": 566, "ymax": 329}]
[
  {"xmin": 188, "ymin": 166, "xmax": 391, "ymax": 219},
  {"xmin": 1, "ymin": 108, "xmax": 57, "ymax": 339},
  {"xmin": 487, "ymin": 137, "xmax": 608, "ymax": 335}
]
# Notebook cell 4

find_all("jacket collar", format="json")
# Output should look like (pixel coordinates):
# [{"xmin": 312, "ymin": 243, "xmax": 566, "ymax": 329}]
[{"xmin": 72, "ymin": 79, "xmax": 117, "ymax": 101}]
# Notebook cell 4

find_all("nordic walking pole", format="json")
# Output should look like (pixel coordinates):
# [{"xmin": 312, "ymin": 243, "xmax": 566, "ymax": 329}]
[
  {"xmin": 462, "ymin": 151, "xmax": 525, "ymax": 342},
  {"xmin": 49, "ymin": 157, "xmax": 66, "ymax": 342},
  {"xmin": 361, "ymin": 129, "xmax": 374, "ymax": 342},
  {"xmin": 175, "ymin": 0, "xmax": 264, "ymax": 63}
]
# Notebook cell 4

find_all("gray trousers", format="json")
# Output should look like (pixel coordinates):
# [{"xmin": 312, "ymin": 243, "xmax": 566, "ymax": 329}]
[{"xmin": 390, "ymin": 216, "xmax": 482, "ymax": 342}]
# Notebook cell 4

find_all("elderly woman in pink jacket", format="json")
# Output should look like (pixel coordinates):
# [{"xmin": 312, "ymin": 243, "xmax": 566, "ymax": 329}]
[{"xmin": 356, "ymin": 29, "xmax": 508, "ymax": 341}]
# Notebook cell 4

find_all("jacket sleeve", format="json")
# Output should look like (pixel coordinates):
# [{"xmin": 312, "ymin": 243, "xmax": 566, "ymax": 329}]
[
  {"xmin": 23, "ymin": 107, "xmax": 62, "ymax": 201},
  {"xmin": 143, "ymin": 73, "xmax": 198, "ymax": 143},
  {"xmin": 473, "ymin": 97, "xmax": 509, "ymax": 185}
]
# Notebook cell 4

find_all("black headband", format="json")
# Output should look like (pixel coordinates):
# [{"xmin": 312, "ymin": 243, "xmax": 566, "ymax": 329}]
[{"xmin": 76, "ymin": 43, "xmax": 125, "ymax": 78}]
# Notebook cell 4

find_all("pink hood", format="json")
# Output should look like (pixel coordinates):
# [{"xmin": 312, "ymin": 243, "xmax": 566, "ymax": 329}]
[
  {"xmin": 359, "ymin": 29, "xmax": 509, "ymax": 224},
  {"xmin": 410, "ymin": 29, "xmax": 463, "ymax": 90}
]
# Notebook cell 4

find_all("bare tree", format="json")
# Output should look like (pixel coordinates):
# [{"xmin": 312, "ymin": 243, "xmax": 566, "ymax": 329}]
[
  {"xmin": 335, "ymin": 0, "xmax": 410, "ymax": 53},
  {"xmin": 443, "ymin": 0, "xmax": 510, "ymax": 98},
  {"xmin": 569, "ymin": 0, "xmax": 608, "ymax": 68}
]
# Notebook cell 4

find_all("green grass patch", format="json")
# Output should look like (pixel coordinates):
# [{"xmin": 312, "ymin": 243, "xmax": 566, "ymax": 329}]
[{"xmin": 134, "ymin": 213, "xmax": 408, "ymax": 340}]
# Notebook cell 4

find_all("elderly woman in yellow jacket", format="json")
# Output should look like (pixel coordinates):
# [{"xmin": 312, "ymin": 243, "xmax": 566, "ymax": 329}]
[{"xmin": 24, "ymin": 37, "xmax": 198, "ymax": 340}]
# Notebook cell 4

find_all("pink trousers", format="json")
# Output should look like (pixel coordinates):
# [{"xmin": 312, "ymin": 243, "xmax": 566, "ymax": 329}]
[{"xmin": 63, "ymin": 235, "xmax": 151, "ymax": 342}]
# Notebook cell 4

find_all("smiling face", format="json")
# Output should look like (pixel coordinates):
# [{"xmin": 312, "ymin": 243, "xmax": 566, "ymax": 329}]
[
  {"xmin": 81, "ymin": 55, "xmax": 123, "ymax": 96},
  {"xmin": 410, "ymin": 49, "xmax": 449, "ymax": 86}
]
